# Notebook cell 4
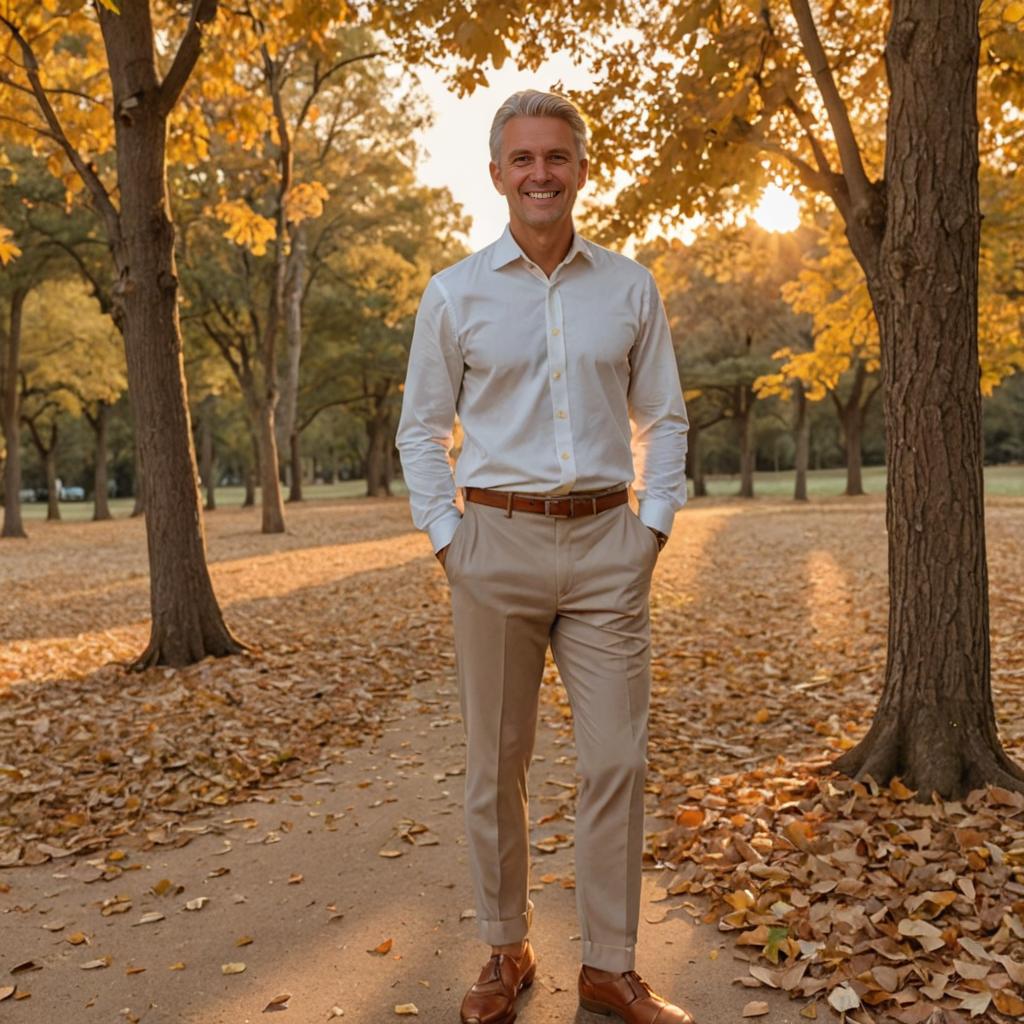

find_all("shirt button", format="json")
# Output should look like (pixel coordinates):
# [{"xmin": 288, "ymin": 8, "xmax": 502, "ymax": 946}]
[
  {"xmin": 561, "ymin": 452, "xmax": 570, "ymax": 461},
  {"xmin": 552, "ymin": 327, "xmax": 561, "ymax": 336},
  {"xmin": 552, "ymin": 370, "xmax": 562, "ymax": 380},
  {"xmin": 557, "ymin": 410, "xmax": 567, "ymax": 419}
]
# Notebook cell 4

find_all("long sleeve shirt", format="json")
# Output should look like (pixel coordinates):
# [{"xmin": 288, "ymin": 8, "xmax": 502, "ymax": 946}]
[{"xmin": 396, "ymin": 225, "xmax": 689, "ymax": 553}]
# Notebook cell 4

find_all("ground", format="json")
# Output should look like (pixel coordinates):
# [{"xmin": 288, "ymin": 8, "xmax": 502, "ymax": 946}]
[{"xmin": 1, "ymin": 491, "xmax": 1023, "ymax": 1023}]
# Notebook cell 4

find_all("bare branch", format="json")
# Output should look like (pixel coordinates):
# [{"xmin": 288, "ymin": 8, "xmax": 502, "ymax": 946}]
[
  {"xmin": 295, "ymin": 50, "xmax": 383, "ymax": 134},
  {"xmin": 788, "ymin": 0, "xmax": 874, "ymax": 211},
  {"xmin": 159, "ymin": 0, "xmax": 218, "ymax": 116},
  {"xmin": 0, "ymin": 14, "xmax": 120, "ymax": 242}
]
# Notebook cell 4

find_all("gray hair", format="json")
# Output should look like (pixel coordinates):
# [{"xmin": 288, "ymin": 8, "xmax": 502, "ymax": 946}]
[{"xmin": 489, "ymin": 89, "xmax": 588, "ymax": 163}]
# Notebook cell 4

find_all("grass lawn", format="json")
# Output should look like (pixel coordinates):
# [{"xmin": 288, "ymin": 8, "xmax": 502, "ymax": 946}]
[{"xmin": 11, "ymin": 463, "xmax": 1023, "ymax": 520}]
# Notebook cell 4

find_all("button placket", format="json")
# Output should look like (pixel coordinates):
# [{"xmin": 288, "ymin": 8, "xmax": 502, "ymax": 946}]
[{"xmin": 545, "ymin": 284, "xmax": 575, "ymax": 488}]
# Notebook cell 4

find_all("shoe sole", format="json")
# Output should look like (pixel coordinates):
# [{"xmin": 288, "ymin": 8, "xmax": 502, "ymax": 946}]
[{"xmin": 461, "ymin": 963, "xmax": 537, "ymax": 1024}]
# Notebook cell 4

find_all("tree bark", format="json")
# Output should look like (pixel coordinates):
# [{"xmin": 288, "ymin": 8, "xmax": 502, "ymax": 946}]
[
  {"xmin": 91, "ymin": 401, "xmax": 111, "ymax": 521},
  {"xmin": 2, "ymin": 288, "xmax": 28, "ymax": 539},
  {"xmin": 841, "ymin": 403, "xmax": 864, "ymax": 496},
  {"xmin": 288, "ymin": 429, "xmax": 303, "ymax": 502},
  {"xmin": 254, "ymin": 399, "xmax": 286, "ymax": 530},
  {"xmin": 97, "ymin": 1, "xmax": 242, "ymax": 667},
  {"xmin": 736, "ymin": 385, "xmax": 755, "ymax": 498},
  {"xmin": 364, "ymin": 396, "xmax": 393, "ymax": 498},
  {"xmin": 243, "ymin": 429, "xmax": 258, "ymax": 507},
  {"xmin": 833, "ymin": 0, "xmax": 1022, "ymax": 796},
  {"xmin": 198, "ymin": 393, "xmax": 216, "ymax": 511},
  {"xmin": 793, "ymin": 384, "xmax": 809, "ymax": 502},
  {"xmin": 277, "ymin": 222, "xmax": 306, "ymax": 485}
]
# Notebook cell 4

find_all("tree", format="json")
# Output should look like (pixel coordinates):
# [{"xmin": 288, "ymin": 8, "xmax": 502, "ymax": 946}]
[
  {"xmin": 642, "ymin": 225, "xmax": 809, "ymax": 499},
  {"xmin": 1, "ymin": 0, "xmax": 242, "ymax": 666},
  {"xmin": 756, "ymin": 220, "xmax": 881, "ymax": 497},
  {"xmin": 385, "ymin": 0, "xmax": 1024, "ymax": 794}
]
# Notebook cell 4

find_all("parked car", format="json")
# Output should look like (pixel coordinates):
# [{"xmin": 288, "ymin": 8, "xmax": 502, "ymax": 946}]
[
  {"xmin": 60, "ymin": 486, "xmax": 86, "ymax": 501},
  {"xmin": 18, "ymin": 488, "xmax": 37, "ymax": 503}
]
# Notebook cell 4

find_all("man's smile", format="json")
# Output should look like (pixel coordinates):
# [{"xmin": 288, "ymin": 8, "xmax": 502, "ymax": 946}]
[{"xmin": 525, "ymin": 190, "xmax": 559, "ymax": 199}]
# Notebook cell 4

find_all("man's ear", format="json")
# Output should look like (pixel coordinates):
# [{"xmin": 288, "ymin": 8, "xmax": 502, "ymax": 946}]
[
  {"xmin": 489, "ymin": 161, "xmax": 506, "ymax": 196},
  {"xmin": 577, "ymin": 157, "xmax": 589, "ymax": 190}
]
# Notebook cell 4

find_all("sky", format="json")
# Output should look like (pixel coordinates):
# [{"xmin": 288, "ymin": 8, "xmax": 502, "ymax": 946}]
[{"xmin": 412, "ymin": 56, "xmax": 596, "ymax": 251}]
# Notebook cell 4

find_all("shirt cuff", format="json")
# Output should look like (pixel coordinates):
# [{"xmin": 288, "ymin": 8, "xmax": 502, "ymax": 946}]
[
  {"xmin": 637, "ymin": 498, "xmax": 676, "ymax": 538},
  {"xmin": 427, "ymin": 509, "xmax": 463, "ymax": 554}
]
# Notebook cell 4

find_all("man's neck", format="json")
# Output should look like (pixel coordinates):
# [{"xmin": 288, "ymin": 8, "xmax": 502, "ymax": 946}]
[{"xmin": 509, "ymin": 220, "xmax": 576, "ymax": 277}]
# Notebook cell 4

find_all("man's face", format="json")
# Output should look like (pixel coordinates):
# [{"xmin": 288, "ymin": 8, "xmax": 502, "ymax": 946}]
[{"xmin": 489, "ymin": 115, "xmax": 588, "ymax": 234}]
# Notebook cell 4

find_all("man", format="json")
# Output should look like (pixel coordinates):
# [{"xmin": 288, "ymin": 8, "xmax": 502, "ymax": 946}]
[{"xmin": 396, "ymin": 89, "xmax": 692, "ymax": 1024}]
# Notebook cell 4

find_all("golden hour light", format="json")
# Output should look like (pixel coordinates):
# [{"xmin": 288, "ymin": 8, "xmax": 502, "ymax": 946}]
[{"xmin": 752, "ymin": 183, "xmax": 801, "ymax": 232}]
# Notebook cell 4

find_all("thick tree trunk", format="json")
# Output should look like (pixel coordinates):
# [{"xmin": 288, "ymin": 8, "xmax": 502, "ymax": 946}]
[
  {"xmin": 98, "ymin": 2, "xmax": 242, "ymax": 667},
  {"xmin": 2, "ymin": 288, "xmax": 27, "ymax": 539},
  {"xmin": 92, "ymin": 401, "xmax": 111, "ymax": 521},
  {"xmin": 198, "ymin": 393, "xmax": 216, "ymax": 512},
  {"xmin": 793, "ymin": 384, "xmax": 809, "ymax": 502},
  {"xmin": 736, "ymin": 386, "xmax": 755, "ymax": 499},
  {"xmin": 834, "ymin": 0, "xmax": 1022, "ymax": 796},
  {"xmin": 288, "ymin": 430, "xmax": 303, "ymax": 502}
]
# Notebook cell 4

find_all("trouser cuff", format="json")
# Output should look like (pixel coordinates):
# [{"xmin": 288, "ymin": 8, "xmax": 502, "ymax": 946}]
[
  {"xmin": 582, "ymin": 939, "xmax": 636, "ymax": 973},
  {"xmin": 476, "ymin": 900, "xmax": 534, "ymax": 945}
]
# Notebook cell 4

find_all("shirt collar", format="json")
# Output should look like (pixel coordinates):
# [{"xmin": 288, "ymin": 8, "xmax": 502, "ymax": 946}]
[{"xmin": 489, "ymin": 224, "xmax": 594, "ymax": 271}]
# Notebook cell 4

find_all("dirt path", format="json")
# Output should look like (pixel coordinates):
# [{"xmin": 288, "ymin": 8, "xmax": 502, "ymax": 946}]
[{"xmin": 0, "ymin": 663, "xmax": 819, "ymax": 1024}]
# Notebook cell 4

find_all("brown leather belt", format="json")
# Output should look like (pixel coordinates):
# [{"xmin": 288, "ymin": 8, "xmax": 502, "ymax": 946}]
[{"xmin": 463, "ymin": 486, "xmax": 629, "ymax": 519}]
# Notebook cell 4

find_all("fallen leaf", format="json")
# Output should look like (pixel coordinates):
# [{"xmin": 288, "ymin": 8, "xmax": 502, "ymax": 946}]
[
  {"xmin": 370, "ymin": 938, "xmax": 394, "ymax": 955},
  {"xmin": 394, "ymin": 1004, "xmax": 419, "ymax": 1015},
  {"xmin": 742, "ymin": 1001, "xmax": 770, "ymax": 1017},
  {"xmin": 221, "ymin": 962, "xmax": 246, "ymax": 974},
  {"xmin": 263, "ymin": 992, "xmax": 291, "ymax": 1009}
]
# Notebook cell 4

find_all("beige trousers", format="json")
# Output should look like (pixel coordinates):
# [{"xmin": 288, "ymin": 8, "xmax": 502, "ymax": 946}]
[{"xmin": 444, "ymin": 495, "xmax": 658, "ymax": 973}]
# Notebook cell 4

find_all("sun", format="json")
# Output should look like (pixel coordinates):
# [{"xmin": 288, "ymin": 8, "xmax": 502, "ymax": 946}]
[{"xmin": 752, "ymin": 184, "xmax": 801, "ymax": 233}]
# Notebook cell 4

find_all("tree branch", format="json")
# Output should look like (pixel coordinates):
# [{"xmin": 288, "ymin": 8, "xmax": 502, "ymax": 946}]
[
  {"xmin": 0, "ymin": 14, "xmax": 121, "ymax": 243},
  {"xmin": 159, "ymin": 0, "xmax": 218, "ymax": 116},
  {"xmin": 295, "ymin": 50, "xmax": 383, "ymax": 134},
  {"xmin": 788, "ymin": 0, "xmax": 874, "ymax": 212}
]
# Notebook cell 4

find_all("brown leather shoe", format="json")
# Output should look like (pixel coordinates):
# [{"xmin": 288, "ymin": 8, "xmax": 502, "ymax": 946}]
[
  {"xmin": 460, "ymin": 942, "xmax": 537, "ymax": 1024},
  {"xmin": 578, "ymin": 965, "xmax": 695, "ymax": 1023}
]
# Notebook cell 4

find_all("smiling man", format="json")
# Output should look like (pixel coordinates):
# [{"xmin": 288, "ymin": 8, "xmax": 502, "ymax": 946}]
[{"xmin": 396, "ymin": 90, "xmax": 692, "ymax": 1024}]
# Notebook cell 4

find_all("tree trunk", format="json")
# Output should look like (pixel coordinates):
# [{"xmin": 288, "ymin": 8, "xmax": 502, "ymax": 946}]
[
  {"xmin": 277, "ymin": 222, "xmax": 306, "ymax": 471},
  {"xmin": 255, "ymin": 401, "xmax": 286, "ymax": 531},
  {"xmin": 736, "ymin": 386, "xmax": 755, "ymax": 499},
  {"xmin": 688, "ymin": 421, "xmax": 706, "ymax": 498},
  {"xmin": 92, "ymin": 401, "xmax": 112, "ymax": 521},
  {"xmin": 44, "ymin": 432, "xmax": 59, "ymax": 522},
  {"xmin": 841, "ymin": 403, "xmax": 865, "ymax": 496},
  {"xmin": 364, "ymin": 399, "xmax": 392, "ymax": 498},
  {"xmin": 793, "ymin": 384, "xmax": 809, "ymax": 502},
  {"xmin": 243, "ymin": 430, "xmax": 258, "ymax": 507},
  {"xmin": 98, "ymin": 2, "xmax": 243, "ymax": 667},
  {"xmin": 288, "ymin": 429, "xmax": 303, "ymax": 502},
  {"xmin": 2, "ymin": 288, "xmax": 28, "ymax": 539},
  {"xmin": 131, "ymin": 438, "xmax": 145, "ymax": 517},
  {"xmin": 198, "ymin": 393, "xmax": 216, "ymax": 511},
  {"xmin": 834, "ymin": 0, "xmax": 1022, "ymax": 796}
]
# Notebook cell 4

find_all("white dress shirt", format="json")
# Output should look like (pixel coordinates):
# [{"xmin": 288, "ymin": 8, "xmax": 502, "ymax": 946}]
[{"xmin": 396, "ymin": 225, "xmax": 689, "ymax": 553}]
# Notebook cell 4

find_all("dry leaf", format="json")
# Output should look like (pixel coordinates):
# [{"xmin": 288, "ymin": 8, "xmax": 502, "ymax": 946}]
[
  {"xmin": 370, "ymin": 938, "xmax": 394, "ymax": 955},
  {"xmin": 394, "ymin": 1004, "xmax": 419, "ymax": 1015},
  {"xmin": 81, "ymin": 956, "xmax": 112, "ymax": 970},
  {"xmin": 263, "ymin": 993, "xmax": 291, "ymax": 1009},
  {"xmin": 742, "ymin": 1001, "xmax": 770, "ymax": 1017},
  {"xmin": 221, "ymin": 962, "xmax": 246, "ymax": 974}
]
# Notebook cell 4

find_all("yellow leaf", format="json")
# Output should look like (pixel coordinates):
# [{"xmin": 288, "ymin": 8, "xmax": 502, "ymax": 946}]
[
  {"xmin": 0, "ymin": 226, "xmax": 21, "ymax": 266},
  {"xmin": 96, "ymin": 0, "xmax": 120, "ymax": 10},
  {"xmin": 394, "ymin": 1005, "xmax": 419, "ymax": 1016},
  {"xmin": 221, "ymin": 962, "xmax": 246, "ymax": 974},
  {"xmin": 1004, "ymin": 1, "xmax": 1024, "ymax": 21}
]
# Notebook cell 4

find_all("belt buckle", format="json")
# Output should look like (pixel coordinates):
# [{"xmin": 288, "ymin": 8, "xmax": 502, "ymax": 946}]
[{"xmin": 543, "ymin": 497, "xmax": 571, "ymax": 518}]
